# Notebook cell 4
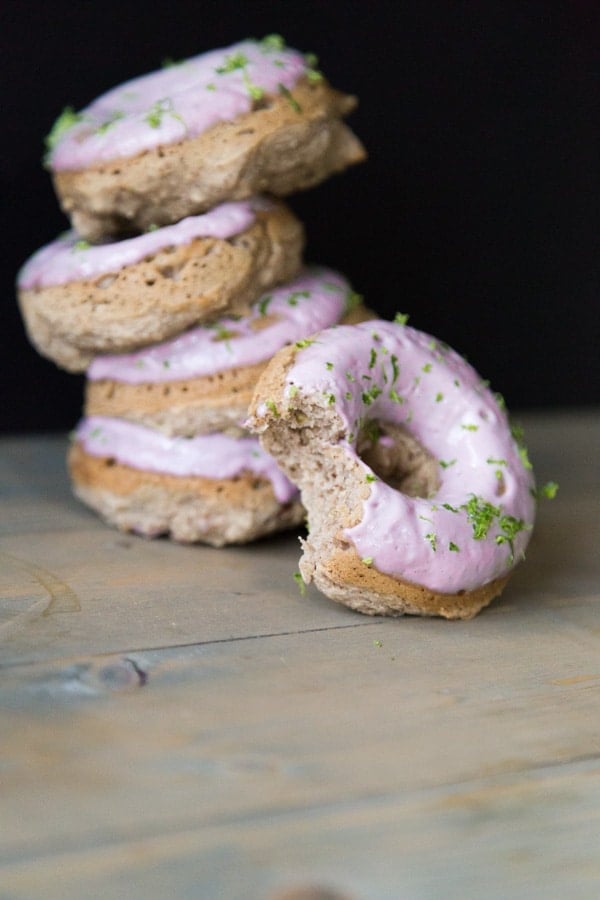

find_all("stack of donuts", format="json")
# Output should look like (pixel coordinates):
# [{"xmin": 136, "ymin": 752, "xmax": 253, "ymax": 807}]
[
  {"xmin": 18, "ymin": 36, "xmax": 539, "ymax": 618},
  {"xmin": 17, "ymin": 36, "xmax": 368, "ymax": 547}
]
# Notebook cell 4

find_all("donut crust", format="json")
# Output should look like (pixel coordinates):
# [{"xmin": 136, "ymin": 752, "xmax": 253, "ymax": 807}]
[
  {"xmin": 53, "ymin": 79, "xmax": 366, "ymax": 241},
  {"xmin": 18, "ymin": 202, "xmax": 303, "ymax": 372},
  {"xmin": 68, "ymin": 441, "xmax": 304, "ymax": 547}
]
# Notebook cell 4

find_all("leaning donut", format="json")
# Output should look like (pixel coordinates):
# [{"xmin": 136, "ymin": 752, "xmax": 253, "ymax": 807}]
[
  {"xmin": 84, "ymin": 267, "xmax": 373, "ymax": 437},
  {"xmin": 45, "ymin": 38, "xmax": 366, "ymax": 240},
  {"xmin": 17, "ymin": 198, "xmax": 303, "ymax": 372},
  {"xmin": 247, "ymin": 319, "xmax": 537, "ymax": 619}
]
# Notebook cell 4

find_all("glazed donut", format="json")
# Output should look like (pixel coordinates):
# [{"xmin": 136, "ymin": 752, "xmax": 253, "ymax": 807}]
[
  {"xmin": 17, "ymin": 198, "xmax": 303, "ymax": 372},
  {"xmin": 247, "ymin": 319, "xmax": 537, "ymax": 619},
  {"xmin": 46, "ymin": 38, "xmax": 366, "ymax": 240},
  {"xmin": 69, "ymin": 417, "xmax": 303, "ymax": 547},
  {"xmin": 85, "ymin": 268, "xmax": 373, "ymax": 437}
]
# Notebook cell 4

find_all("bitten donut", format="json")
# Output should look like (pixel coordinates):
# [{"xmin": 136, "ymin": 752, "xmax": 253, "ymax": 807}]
[
  {"xmin": 17, "ymin": 198, "xmax": 303, "ymax": 372},
  {"xmin": 69, "ymin": 417, "xmax": 303, "ymax": 547},
  {"xmin": 247, "ymin": 319, "xmax": 537, "ymax": 619},
  {"xmin": 85, "ymin": 268, "xmax": 373, "ymax": 437},
  {"xmin": 45, "ymin": 37, "xmax": 366, "ymax": 240}
]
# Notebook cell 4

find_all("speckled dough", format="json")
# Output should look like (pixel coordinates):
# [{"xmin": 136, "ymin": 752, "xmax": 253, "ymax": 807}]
[
  {"xmin": 53, "ymin": 79, "xmax": 365, "ymax": 241},
  {"xmin": 247, "ymin": 321, "xmax": 536, "ymax": 619},
  {"xmin": 68, "ymin": 441, "xmax": 304, "ymax": 547},
  {"xmin": 18, "ymin": 201, "xmax": 303, "ymax": 372}
]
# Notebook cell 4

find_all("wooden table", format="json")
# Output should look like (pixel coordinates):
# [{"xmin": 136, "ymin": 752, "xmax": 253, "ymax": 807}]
[{"xmin": 1, "ymin": 410, "xmax": 598, "ymax": 900}]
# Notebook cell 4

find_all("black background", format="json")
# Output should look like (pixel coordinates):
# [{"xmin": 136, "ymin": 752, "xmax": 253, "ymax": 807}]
[{"xmin": 2, "ymin": 1, "xmax": 597, "ymax": 432}]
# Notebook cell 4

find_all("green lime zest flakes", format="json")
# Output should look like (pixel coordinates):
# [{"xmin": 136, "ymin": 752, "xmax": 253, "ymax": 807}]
[
  {"xmin": 394, "ymin": 312, "xmax": 410, "ymax": 325},
  {"xmin": 369, "ymin": 348, "xmax": 378, "ymax": 369},
  {"xmin": 510, "ymin": 421, "xmax": 533, "ymax": 471},
  {"xmin": 257, "ymin": 294, "xmax": 272, "ymax": 315},
  {"xmin": 45, "ymin": 106, "xmax": 85, "ymax": 154},
  {"xmin": 495, "ymin": 514, "xmax": 529, "ymax": 562},
  {"xmin": 261, "ymin": 34, "xmax": 286, "ymax": 52},
  {"xmin": 288, "ymin": 384, "xmax": 299, "ymax": 398},
  {"xmin": 461, "ymin": 423, "xmax": 479, "ymax": 432},
  {"xmin": 422, "ymin": 362, "xmax": 433, "ymax": 374},
  {"xmin": 389, "ymin": 389, "xmax": 405, "ymax": 404},
  {"xmin": 542, "ymin": 480, "xmax": 559, "ymax": 499},
  {"xmin": 425, "ymin": 532, "xmax": 438, "ymax": 551},
  {"xmin": 449, "ymin": 541, "xmax": 460, "ymax": 552},
  {"xmin": 278, "ymin": 82, "xmax": 302, "ymax": 112},
  {"xmin": 362, "ymin": 556, "xmax": 374, "ymax": 566},
  {"xmin": 287, "ymin": 289, "xmax": 310, "ymax": 306},
  {"xmin": 95, "ymin": 109, "xmax": 125, "ymax": 134},
  {"xmin": 243, "ymin": 70, "xmax": 264, "ymax": 100},
  {"xmin": 216, "ymin": 51, "xmax": 248, "ymax": 74},
  {"xmin": 439, "ymin": 458, "xmax": 456, "ymax": 469},
  {"xmin": 345, "ymin": 391, "xmax": 353, "ymax": 400},
  {"xmin": 390, "ymin": 354, "xmax": 400, "ymax": 384},
  {"xmin": 442, "ymin": 502, "xmax": 459, "ymax": 513},
  {"xmin": 487, "ymin": 457, "xmax": 507, "ymax": 466},
  {"xmin": 518, "ymin": 445, "xmax": 533, "ymax": 470},
  {"xmin": 161, "ymin": 56, "xmax": 185, "ymax": 68},
  {"xmin": 325, "ymin": 361, "xmax": 334, "ymax": 371},
  {"xmin": 345, "ymin": 290, "xmax": 363, "ymax": 312},
  {"xmin": 365, "ymin": 473, "xmax": 378, "ymax": 483},
  {"xmin": 205, "ymin": 82, "xmax": 217, "ymax": 91},
  {"xmin": 326, "ymin": 393, "xmax": 336, "ymax": 405},
  {"xmin": 146, "ymin": 223, "xmax": 160, "ymax": 232},
  {"xmin": 72, "ymin": 239, "xmax": 90, "ymax": 252},
  {"xmin": 162, "ymin": 359, "xmax": 171, "ymax": 369},
  {"xmin": 454, "ymin": 379, "xmax": 460, "ymax": 388},
  {"xmin": 295, "ymin": 338, "xmax": 314, "ymax": 349},
  {"xmin": 304, "ymin": 51, "xmax": 323, "ymax": 82},
  {"xmin": 435, "ymin": 392, "xmax": 444, "ymax": 403},
  {"xmin": 361, "ymin": 385, "xmax": 383, "ymax": 406},
  {"xmin": 293, "ymin": 571, "xmax": 306, "ymax": 595},
  {"xmin": 210, "ymin": 323, "xmax": 237, "ymax": 343},
  {"xmin": 265, "ymin": 399, "xmax": 280, "ymax": 417},
  {"xmin": 345, "ymin": 370, "xmax": 356, "ymax": 382},
  {"xmin": 463, "ymin": 495, "xmax": 500, "ymax": 540},
  {"xmin": 363, "ymin": 420, "xmax": 381, "ymax": 444},
  {"xmin": 145, "ymin": 97, "xmax": 185, "ymax": 129}
]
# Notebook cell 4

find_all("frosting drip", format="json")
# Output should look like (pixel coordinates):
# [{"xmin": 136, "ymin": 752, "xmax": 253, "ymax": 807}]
[
  {"xmin": 278, "ymin": 320, "xmax": 536, "ymax": 593},
  {"xmin": 48, "ymin": 39, "xmax": 309, "ymax": 171},
  {"xmin": 17, "ymin": 200, "xmax": 259, "ymax": 290},
  {"xmin": 87, "ymin": 267, "xmax": 354, "ymax": 383},
  {"xmin": 75, "ymin": 416, "xmax": 297, "ymax": 503}
]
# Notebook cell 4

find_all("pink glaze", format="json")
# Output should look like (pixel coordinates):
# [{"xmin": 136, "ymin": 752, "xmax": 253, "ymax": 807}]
[
  {"xmin": 48, "ymin": 39, "xmax": 309, "ymax": 171},
  {"xmin": 75, "ymin": 416, "xmax": 297, "ymax": 503},
  {"xmin": 17, "ymin": 200, "xmax": 259, "ymax": 290},
  {"xmin": 87, "ymin": 268, "xmax": 354, "ymax": 383},
  {"xmin": 268, "ymin": 320, "xmax": 537, "ymax": 594}
]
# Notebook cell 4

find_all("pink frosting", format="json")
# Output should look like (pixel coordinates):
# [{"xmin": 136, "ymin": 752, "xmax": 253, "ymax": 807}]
[
  {"xmin": 17, "ymin": 200, "xmax": 259, "ymax": 290},
  {"xmin": 87, "ymin": 267, "xmax": 355, "ymax": 383},
  {"xmin": 268, "ymin": 320, "xmax": 536, "ymax": 594},
  {"xmin": 75, "ymin": 416, "xmax": 297, "ymax": 503},
  {"xmin": 48, "ymin": 39, "xmax": 309, "ymax": 171}
]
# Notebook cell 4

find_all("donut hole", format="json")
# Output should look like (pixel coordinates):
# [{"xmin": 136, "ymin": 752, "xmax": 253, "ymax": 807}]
[{"xmin": 357, "ymin": 420, "xmax": 440, "ymax": 499}]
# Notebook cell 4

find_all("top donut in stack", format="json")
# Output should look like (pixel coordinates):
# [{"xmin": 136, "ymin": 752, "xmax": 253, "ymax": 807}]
[{"xmin": 45, "ymin": 35, "xmax": 365, "ymax": 241}]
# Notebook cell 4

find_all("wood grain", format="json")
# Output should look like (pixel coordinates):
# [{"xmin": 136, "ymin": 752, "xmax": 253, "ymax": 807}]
[{"xmin": 0, "ymin": 410, "xmax": 598, "ymax": 899}]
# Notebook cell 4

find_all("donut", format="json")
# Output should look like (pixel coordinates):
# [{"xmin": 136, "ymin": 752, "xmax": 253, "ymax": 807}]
[
  {"xmin": 247, "ymin": 319, "xmax": 537, "ymax": 619},
  {"xmin": 69, "ymin": 417, "xmax": 303, "ymax": 547},
  {"xmin": 84, "ymin": 268, "xmax": 373, "ymax": 437},
  {"xmin": 17, "ymin": 198, "xmax": 303, "ymax": 372},
  {"xmin": 45, "ymin": 37, "xmax": 366, "ymax": 240}
]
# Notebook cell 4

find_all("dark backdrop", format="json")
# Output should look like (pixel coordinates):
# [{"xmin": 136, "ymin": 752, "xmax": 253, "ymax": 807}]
[{"xmin": 2, "ymin": 1, "xmax": 597, "ymax": 432}]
